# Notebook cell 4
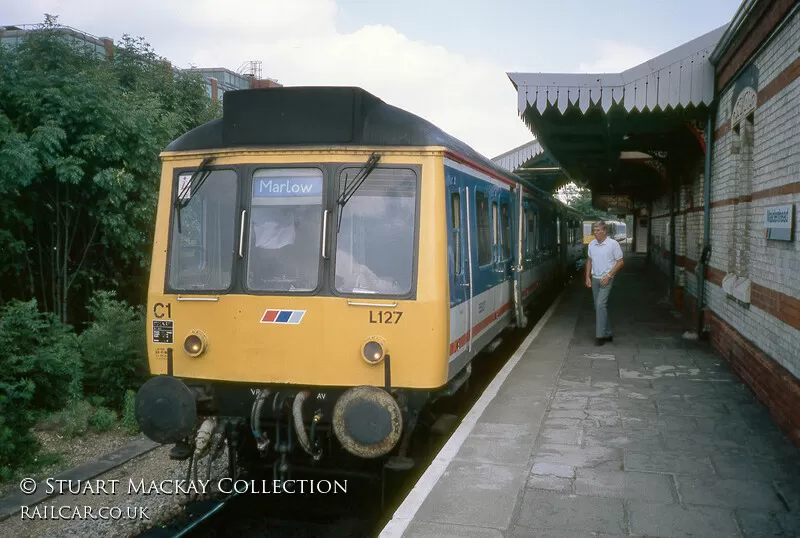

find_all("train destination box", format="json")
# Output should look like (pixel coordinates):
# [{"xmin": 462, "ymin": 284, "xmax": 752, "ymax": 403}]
[{"xmin": 764, "ymin": 203, "xmax": 794, "ymax": 241}]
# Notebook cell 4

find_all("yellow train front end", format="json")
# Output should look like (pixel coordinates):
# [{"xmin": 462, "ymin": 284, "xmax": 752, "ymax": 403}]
[{"xmin": 136, "ymin": 147, "xmax": 450, "ymax": 474}]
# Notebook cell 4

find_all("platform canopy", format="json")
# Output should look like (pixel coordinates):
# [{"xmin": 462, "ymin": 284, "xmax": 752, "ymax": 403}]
[
  {"xmin": 506, "ymin": 24, "xmax": 727, "ymax": 208},
  {"xmin": 492, "ymin": 139, "xmax": 573, "ymax": 193}
]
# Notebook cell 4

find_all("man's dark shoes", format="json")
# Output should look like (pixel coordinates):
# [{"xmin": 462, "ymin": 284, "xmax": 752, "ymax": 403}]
[
  {"xmin": 595, "ymin": 338, "xmax": 605, "ymax": 346},
  {"xmin": 603, "ymin": 335, "xmax": 613, "ymax": 343}
]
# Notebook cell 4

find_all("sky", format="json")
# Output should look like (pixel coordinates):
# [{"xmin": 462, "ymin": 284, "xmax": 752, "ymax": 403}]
[{"xmin": 4, "ymin": 0, "xmax": 742, "ymax": 160}]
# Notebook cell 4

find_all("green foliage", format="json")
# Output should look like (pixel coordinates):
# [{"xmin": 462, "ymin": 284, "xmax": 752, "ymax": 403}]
[
  {"xmin": 122, "ymin": 389, "xmax": 140, "ymax": 435},
  {"xmin": 0, "ymin": 299, "xmax": 82, "ymax": 410},
  {"xmin": 40, "ymin": 400, "xmax": 92, "ymax": 438},
  {"xmin": 89, "ymin": 406, "xmax": 118, "ymax": 432},
  {"xmin": 80, "ymin": 291, "xmax": 147, "ymax": 410},
  {"xmin": 557, "ymin": 183, "xmax": 616, "ymax": 220},
  {"xmin": 0, "ymin": 298, "xmax": 83, "ymax": 474},
  {"xmin": 0, "ymin": 15, "xmax": 220, "ymax": 477},
  {"xmin": 0, "ymin": 15, "xmax": 220, "ymax": 323}
]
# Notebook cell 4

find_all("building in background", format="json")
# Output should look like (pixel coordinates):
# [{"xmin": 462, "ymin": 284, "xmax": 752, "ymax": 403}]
[{"xmin": 0, "ymin": 23, "xmax": 282, "ymax": 100}]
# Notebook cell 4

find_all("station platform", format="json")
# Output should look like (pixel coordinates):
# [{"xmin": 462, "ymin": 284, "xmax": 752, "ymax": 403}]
[{"xmin": 380, "ymin": 254, "xmax": 800, "ymax": 538}]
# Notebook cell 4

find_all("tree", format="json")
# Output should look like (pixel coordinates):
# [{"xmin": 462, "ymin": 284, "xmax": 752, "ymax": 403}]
[
  {"xmin": 556, "ymin": 182, "xmax": 615, "ymax": 220},
  {"xmin": 0, "ymin": 16, "xmax": 220, "ymax": 323}
]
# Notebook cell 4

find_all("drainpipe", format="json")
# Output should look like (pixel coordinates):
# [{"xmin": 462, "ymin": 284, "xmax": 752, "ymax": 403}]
[
  {"xmin": 696, "ymin": 106, "xmax": 714, "ymax": 337},
  {"xmin": 669, "ymin": 170, "xmax": 676, "ymax": 301}
]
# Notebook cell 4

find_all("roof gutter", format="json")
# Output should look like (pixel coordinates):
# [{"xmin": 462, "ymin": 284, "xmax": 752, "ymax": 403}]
[{"xmin": 709, "ymin": 0, "xmax": 759, "ymax": 64}]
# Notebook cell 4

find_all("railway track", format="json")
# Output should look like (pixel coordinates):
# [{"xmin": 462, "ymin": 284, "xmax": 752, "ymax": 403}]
[{"xmin": 138, "ymin": 282, "xmax": 566, "ymax": 538}]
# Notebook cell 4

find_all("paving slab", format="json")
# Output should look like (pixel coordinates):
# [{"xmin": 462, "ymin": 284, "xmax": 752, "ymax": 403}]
[
  {"xmin": 627, "ymin": 500, "xmax": 740, "ymax": 537},
  {"xmin": 624, "ymin": 449, "xmax": 716, "ymax": 476},
  {"xmin": 515, "ymin": 490, "xmax": 627, "ymax": 535},
  {"xmin": 413, "ymin": 460, "xmax": 526, "ymax": 529},
  {"xmin": 574, "ymin": 469, "xmax": 676, "ymax": 503},
  {"xmin": 452, "ymin": 423, "xmax": 537, "ymax": 468},
  {"xmin": 676, "ymin": 476, "xmax": 785, "ymax": 511}
]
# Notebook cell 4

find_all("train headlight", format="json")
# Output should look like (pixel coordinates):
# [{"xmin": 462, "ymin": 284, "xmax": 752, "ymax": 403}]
[
  {"xmin": 361, "ymin": 337, "xmax": 387, "ymax": 365},
  {"xmin": 183, "ymin": 330, "xmax": 208, "ymax": 358}
]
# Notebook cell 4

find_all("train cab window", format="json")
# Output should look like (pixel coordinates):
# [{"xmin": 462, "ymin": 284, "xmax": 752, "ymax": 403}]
[
  {"xmin": 247, "ymin": 168, "xmax": 323, "ymax": 292},
  {"xmin": 500, "ymin": 202, "xmax": 511, "ymax": 260},
  {"xmin": 334, "ymin": 167, "xmax": 416, "ymax": 295},
  {"xmin": 450, "ymin": 192, "xmax": 462, "ymax": 274},
  {"xmin": 476, "ymin": 191, "xmax": 491, "ymax": 266},
  {"xmin": 168, "ymin": 169, "xmax": 237, "ymax": 291}
]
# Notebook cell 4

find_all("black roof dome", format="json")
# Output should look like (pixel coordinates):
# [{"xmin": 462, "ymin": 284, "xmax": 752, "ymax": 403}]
[{"xmin": 165, "ymin": 86, "xmax": 549, "ymax": 197}]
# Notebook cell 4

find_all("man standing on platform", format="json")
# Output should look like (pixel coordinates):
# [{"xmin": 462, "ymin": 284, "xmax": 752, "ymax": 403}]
[{"xmin": 585, "ymin": 221, "xmax": 624, "ymax": 346}]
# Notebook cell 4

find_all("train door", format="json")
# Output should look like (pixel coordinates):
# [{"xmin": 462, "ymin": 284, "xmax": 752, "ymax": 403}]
[
  {"xmin": 556, "ymin": 213, "xmax": 564, "ymax": 274},
  {"xmin": 447, "ymin": 184, "xmax": 471, "ymax": 350},
  {"xmin": 473, "ymin": 187, "xmax": 496, "ymax": 338}
]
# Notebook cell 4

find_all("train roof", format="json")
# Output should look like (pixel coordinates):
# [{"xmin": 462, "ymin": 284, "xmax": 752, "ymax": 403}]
[{"xmin": 164, "ymin": 86, "xmax": 554, "ymax": 200}]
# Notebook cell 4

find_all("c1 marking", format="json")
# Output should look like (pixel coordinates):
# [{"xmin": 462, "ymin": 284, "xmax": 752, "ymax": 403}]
[
  {"xmin": 369, "ymin": 311, "xmax": 403, "ymax": 324},
  {"xmin": 153, "ymin": 302, "xmax": 172, "ymax": 319}
]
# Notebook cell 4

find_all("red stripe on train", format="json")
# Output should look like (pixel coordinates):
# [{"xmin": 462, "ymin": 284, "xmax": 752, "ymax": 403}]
[{"xmin": 448, "ymin": 281, "xmax": 541, "ymax": 356}]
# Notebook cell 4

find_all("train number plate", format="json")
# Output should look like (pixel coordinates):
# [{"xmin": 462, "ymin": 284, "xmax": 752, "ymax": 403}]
[
  {"xmin": 152, "ymin": 320, "xmax": 174, "ymax": 344},
  {"xmin": 369, "ymin": 311, "xmax": 403, "ymax": 324}
]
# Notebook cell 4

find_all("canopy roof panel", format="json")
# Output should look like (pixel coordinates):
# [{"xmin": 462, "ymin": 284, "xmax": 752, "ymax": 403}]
[
  {"xmin": 508, "ymin": 25, "xmax": 727, "ymax": 116},
  {"xmin": 504, "ymin": 24, "xmax": 729, "ymax": 201}
]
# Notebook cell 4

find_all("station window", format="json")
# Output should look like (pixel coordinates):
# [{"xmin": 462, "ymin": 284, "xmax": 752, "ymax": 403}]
[
  {"xmin": 450, "ymin": 192, "xmax": 462, "ymax": 274},
  {"xmin": 476, "ymin": 191, "xmax": 491, "ymax": 266}
]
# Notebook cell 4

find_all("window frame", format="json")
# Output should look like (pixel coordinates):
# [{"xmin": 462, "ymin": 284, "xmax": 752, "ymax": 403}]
[
  {"xmin": 243, "ymin": 165, "xmax": 327, "ymax": 295},
  {"xmin": 328, "ymin": 162, "xmax": 422, "ymax": 300},
  {"xmin": 164, "ymin": 165, "xmax": 240, "ymax": 294}
]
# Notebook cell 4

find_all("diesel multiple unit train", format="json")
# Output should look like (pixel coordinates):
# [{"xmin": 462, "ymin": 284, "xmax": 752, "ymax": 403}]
[{"xmin": 135, "ymin": 87, "xmax": 584, "ymax": 480}]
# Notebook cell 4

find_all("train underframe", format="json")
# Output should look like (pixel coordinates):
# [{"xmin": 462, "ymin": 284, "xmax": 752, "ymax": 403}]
[{"xmin": 135, "ymin": 373, "xmax": 464, "ymax": 489}]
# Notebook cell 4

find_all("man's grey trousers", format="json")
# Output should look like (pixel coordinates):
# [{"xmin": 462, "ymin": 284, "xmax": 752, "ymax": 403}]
[{"xmin": 591, "ymin": 277, "xmax": 614, "ymax": 339}]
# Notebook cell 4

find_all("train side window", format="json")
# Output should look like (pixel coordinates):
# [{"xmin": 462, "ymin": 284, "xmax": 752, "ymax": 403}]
[
  {"xmin": 476, "ymin": 191, "xmax": 491, "ymax": 266},
  {"xmin": 556, "ymin": 216, "xmax": 561, "ymax": 246},
  {"xmin": 522, "ymin": 208, "xmax": 528, "ymax": 257},
  {"xmin": 500, "ymin": 202, "xmax": 511, "ymax": 260},
  {"xmin": 491, "ymin": 201, "xmax": 498, "ymax": 261},
  {"xmin": 527, "ymin": 212, "xmax": 537, "ymax": 255},
  {"xmin": 450, "ymin": 192, "xmax": 462, "ymax": 274}
]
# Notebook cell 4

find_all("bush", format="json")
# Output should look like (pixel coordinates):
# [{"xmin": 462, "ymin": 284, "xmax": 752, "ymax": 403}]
[
  {"xmin": 122, "ymin": 389, "xmax": 139, "ymax": 435},
  {"xmin": 0, "ymin": 299, "xmax": 83, "ymax": 475},
  {"xmin": 89, "ymin": 407, "xmax": 117, "ymax": 432},
  {"xmin": 80, "ymin": 291, "xmax": 147, "ymax": 410},
  {"xmin": 41, "ymin": 400, "xmax": 92, "ymax": 438}
]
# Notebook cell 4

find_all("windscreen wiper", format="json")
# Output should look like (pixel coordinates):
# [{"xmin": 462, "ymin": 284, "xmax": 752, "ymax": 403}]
[
  {"xmin": 336, "ymin": 152, "xmax": 380, "ymax": 232},
  {"xmin": 174, "ymin": 156, "xmax": 215, "ymax": 233}
]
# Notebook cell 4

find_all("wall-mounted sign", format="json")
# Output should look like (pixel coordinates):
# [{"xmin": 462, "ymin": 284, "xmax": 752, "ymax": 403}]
[
  {"xmin": 594, "ymin": 194, "xmax": 633, "ymax": 213},
  {"xmin": 764, "ymin": 203, "xmax": 794, "ymax": 241}
]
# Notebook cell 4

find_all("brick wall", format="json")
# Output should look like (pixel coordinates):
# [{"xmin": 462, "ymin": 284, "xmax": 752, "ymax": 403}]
[
  {"xmin": 706, "ymin": 8, "xmax": 800, "ymax": 376},
  {"xmin": 647, "ymin": 8, "xmax": 800, "ymax": 443}
]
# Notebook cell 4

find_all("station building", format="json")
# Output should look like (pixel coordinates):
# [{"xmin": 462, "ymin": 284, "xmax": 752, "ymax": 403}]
[
  {"xmin": 496, "ymin": 0, "xmax": 799, "ymax": 443},
  {"xmin": 0, "ymin": 23, "xmax": 281, "ymax": 100}
]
